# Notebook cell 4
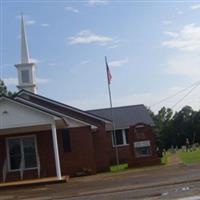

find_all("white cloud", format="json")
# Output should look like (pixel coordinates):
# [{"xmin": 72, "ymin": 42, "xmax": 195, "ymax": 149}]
[
  {"xmin": 109, "ymin": 58, "xmax": 128, "ymax": 67},
  {"xmin": 114, "ymin": 85, "xmax": 200, "ymax": 113},
  {"xmin": 40, "ymin": 23, "xmax": 49, "ymax": 27},
  {"xmin": 65, "ymin": 85, "xmax": 200, "ymax": 113},
  {"xmin": 191, "ymin": 4, "xmax": 200, "ymax": 10},
  {"xmin": 80, "ymin": 60, "xmax": 91, "ymax": 65},
  {"xmin": 162, "ymin": 24, "xmax": 200, "ymax": 51},
  {"xmin": 3, "ymin": 77, "xmax": 50, "ymax": 86},
  {"xmin": 114, "ymin": 93, "xmax": 152, "ymax": 108},
  {"xmin": 163, "ymin": 24, "xmax": 200, "ymax": 80},
  {"xmin": 16, "ymin": 15, "xmax": 36, "ymax": 26},
  {"xmin": 25, "ymin": 20, "xmax": 36, "ymax": 26},
  {"xmin": 36, "ymin": 78, "xmax": 50, "ymax": 84},
  {"xmin": 177, "ymin": 10, "xmax": 183, "ymax": 15},
  {"xmin": 30, "ymin": 58, "xmax": 41, "ymax": 64},
  {"xmin": 108, "ymin": 44, "xmax": 119, "ymax": 49},
  {"xmin": 64, "ymin": 6, "xmax": 79, "ymax": 13},
  {"xmin": 68, "ymin": 30, "xmax": 114, "ymax": 45},
  {"xmin": 16, "ymin": 15, "xmax": 21, "ymax": 19},
  {"xmin": 165, "ymin": 54, "xmax": 200, "ymax": 79},
  {"xmin": 3, "ymin": 78, "xmax": 18, "ymax": 86},
  {"xmin": 47, "ymin": 63, "xmax": 57, "ymax": 67},
  {"xmin": 1, "ymin": 63, "xmax": 12, "ymax": 68},
  {"xmin": 87, "ymin": 0, "xmax": 109, "ymax": 5},
  {"xmin": 163, "ymin": 20, "xmax": 172, "ymax": 25},
  {"xmin": 164, "ymin": 31, "xmax": 178, "ymax": 38}
]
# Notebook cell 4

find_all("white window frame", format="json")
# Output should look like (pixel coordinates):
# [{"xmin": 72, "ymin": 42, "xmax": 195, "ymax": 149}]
[
  {"xmin": 134, "ymin": 140, "xmax": 150, "ymax": 148},
  {"xmin": 6, "ymin": 135, "xmax": 39, "ymax": 172},
  {"xmin": 112, "ymin": 129, "xmax": 129, "ymax": 147},
  {"xmin": 134, "ymin": 140, "xmax": 151, "ymax": 158}
]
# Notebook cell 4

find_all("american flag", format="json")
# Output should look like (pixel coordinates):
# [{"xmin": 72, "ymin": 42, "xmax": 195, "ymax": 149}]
[{"xmin": 105, "ymin": 57, "xmax": 112, "ymax": 84}]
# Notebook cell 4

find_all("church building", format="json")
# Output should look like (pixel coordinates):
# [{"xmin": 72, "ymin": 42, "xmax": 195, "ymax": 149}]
[{"xmin": 0, "ymin": 15, "xmax": 160, "ymax": 184}]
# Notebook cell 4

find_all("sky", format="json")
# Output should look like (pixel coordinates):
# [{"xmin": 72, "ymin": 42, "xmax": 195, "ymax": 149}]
[{"xmin": 1, "ymin": 0, "xmax": 200, "ymax": 113}]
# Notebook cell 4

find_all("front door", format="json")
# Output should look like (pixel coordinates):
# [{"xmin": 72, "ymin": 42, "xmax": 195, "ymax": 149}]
[{"xmin": 7, "ymin": 135, "xmax": 38, "ymax": 172}]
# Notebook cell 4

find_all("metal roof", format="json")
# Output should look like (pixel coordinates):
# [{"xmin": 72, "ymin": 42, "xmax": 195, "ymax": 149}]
[{"xmin": 87, "ymin": 104, "xmax": 154, "ymax": 129}]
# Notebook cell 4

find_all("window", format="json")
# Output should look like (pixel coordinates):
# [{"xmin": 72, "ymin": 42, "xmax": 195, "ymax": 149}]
[
  {"xmin": 7, "ymin": 136, "xmax": 38, "ymax": 171},
  {"xmin": 21, "ymin": 70, "xmax": 30, "ymax": 83},
  {"xmin": 134, "ymin": 140, "xmax": 151, "ymax": 158},
  {"xmin": 112, "ymin": 129, "xmax": 128, "ymax": 146},
  {"xmin": 61, "ymin": 129, "xmax": 71, "ymax": 152},
  {"xmin": 8, "ymin": 139, "xmax": 21, "ymax": 170},
  {"xmin": 23, "ymin": 138, "xmax": 37, "ymax": 168}
]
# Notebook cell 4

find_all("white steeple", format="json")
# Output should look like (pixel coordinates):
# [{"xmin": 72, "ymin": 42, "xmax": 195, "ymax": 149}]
[
  {"xmin": 21, "ymin": 14, "xmax": 30, "ymax": 64},
  {"xmin": 15, "ymin": 14, "xmax": 37, "ymax": 94}
]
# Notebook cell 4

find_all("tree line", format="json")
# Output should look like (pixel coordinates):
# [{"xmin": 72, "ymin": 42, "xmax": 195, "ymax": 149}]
[{"xmin": 149, "ymin": 106, "xmax": 200, "ymax": 150}]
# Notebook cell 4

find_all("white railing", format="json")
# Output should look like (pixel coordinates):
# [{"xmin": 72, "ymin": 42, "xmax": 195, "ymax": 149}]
[
  {"xmin": 37, "ymin": 154, "xmax": 41, "ymax": 178},
  {"xmin": 20, "ymin": 158, "xmax": 24, "ymax": 180},
  {"xmin": 2, "ymin": 158, "xmax": 7, "ymax": 182},
  {"xmin": 2, "ymin": 156, "xmax": 41, "ymax": 182}
]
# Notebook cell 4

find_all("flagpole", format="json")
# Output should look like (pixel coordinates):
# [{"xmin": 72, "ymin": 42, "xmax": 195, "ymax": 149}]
[{"xmin": 105, "ymin": 56, "xmax": 119, "ymax": 167}]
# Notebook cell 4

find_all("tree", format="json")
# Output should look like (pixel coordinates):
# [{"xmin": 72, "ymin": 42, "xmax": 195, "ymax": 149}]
[
  {"xmin": 152, "ymin": 105, "xmax": 199, "ymax": 150},
  {"xmin": 193, "ymin": 111, "xmax": 200, "ymax": 143},
  {"xmin": 153, "ymin": 107, "xmax": 174, "ymax": 149},
  {"xmin": 0, "ymin": 80, "xmax": 15, "ymax": 96},
  {"xmin": 173, "ymin": 106, "xmax": 195, "ymax": 147}
]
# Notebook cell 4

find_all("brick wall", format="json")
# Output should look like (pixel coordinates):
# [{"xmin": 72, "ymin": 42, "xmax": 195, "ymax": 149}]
[
  {"xmin": 109, "ymin": 123, "xmax": 160, "ymax": 167},
  {"xmin": 0, "ymin": 125, "xmax": 101, "ymax": 182},
  {"xmin": 0, "ymin": 123, "xmax": 160, "ymax": 183},
  {"xmin": 92, "ymin": 125, "xmax": 110, "ymax": 172},
  {"xmin": 57, "ymin": 126, "xmax": 97, "ymax": 176}
]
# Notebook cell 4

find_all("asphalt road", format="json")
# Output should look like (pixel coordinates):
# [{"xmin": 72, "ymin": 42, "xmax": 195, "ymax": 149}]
[
  {"xmin": 61, "ymin": 181, "xmax": 200, "ymax": 200},
  {"xmin": 1, "ymin": 162, "xmax": 200, "ymax": 200}
]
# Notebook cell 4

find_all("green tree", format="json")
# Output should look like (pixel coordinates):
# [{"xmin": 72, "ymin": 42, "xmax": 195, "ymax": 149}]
[
  {"xmin": 153, "ymin": 107, "xmax": 174, "ymax": 149},
  {"xmin": 173, "ymin": 106, "xmax": 195, "ymax": 147},
  {"xmin": 0, "ymin": 80, "xmax": 15, "ymax": 96},
  {"xmin": 152, "ymin": 105, "xmax": 198, "ymax": 150},
  {"xmin": 193, "ymin": 111, "xmax": 200, "ymax": 143}
]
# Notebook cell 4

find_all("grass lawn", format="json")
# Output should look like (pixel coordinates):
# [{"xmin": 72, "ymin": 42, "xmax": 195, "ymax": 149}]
[
  {"xmin": 178, "ymin": 149, "xmax": 200, "ymax": 164},
  {"xmin": 110, "ymin": 163, "xmax": 163, "ymax": 173},
  {"xmin": 110, "ymin": 163, "xmax": 128, "ymax": 172},
  {"xmin": 161, "ymin": 151, "xmax": 172, "ymax": 165},
  {"xmin": 161, "ymin": 153, "xmax": 168, "ymax": 164}
]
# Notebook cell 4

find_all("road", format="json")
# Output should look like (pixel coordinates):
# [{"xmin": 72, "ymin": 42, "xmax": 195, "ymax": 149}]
[
  {"xmin": 1, "ymin": 162, "xmax": 200, "ymax": 200},
  {"xmin": 62, "ymin": 181, "xmax": 200, "ymax": 200}
]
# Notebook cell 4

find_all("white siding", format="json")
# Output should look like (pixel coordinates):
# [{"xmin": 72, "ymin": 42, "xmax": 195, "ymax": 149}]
[{"xmin": 0, "ymin": 99, "xmax": 53, "ymax": 129}]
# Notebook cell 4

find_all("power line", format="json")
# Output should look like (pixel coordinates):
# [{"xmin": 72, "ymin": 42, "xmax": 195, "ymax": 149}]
[
  {"xmin": 171, "ymin": 83, "xmax": 200, "ymax": 110},
  {"xmin": 150, "ymin": 79, "xmax": 200, "ymax": 108}
]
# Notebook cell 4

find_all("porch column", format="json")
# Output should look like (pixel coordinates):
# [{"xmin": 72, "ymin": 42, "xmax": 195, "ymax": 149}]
[{"xmin": 51, "ymin": 121, "xmax": 62, "ymax": 180}]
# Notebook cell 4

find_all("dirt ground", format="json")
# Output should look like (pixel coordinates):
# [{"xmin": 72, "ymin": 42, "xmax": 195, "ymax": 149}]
[{"xmin": 0, "ymin": 155, "xmax": 200, "ymax": 200}]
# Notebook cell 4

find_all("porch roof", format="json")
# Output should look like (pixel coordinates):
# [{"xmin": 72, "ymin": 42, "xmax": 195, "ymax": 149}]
[{"xmin": 0, "ymin": 96, "xmax": 97, "ymax": 131}]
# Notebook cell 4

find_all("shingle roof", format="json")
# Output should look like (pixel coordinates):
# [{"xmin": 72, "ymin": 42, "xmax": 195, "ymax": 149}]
[
  {"xmin": 87, "ymin": 104, "xmax": 154, "ymax": 129},
  {"xmin": 15, "ymin": 89, "xmax": 111, "ymax": 124}
]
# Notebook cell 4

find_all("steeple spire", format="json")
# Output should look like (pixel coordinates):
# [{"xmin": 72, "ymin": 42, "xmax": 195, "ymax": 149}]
[
  {"xmin": 21, "ymin": 14, "xmax": 30, "ymax": 64},
  {"xmin": 15, "ymin": 13, "xmax": 37, "ymax": 94}
]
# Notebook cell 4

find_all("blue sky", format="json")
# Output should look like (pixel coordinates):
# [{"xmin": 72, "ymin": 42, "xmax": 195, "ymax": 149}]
[{"xmin": 2, "ymin": 0, "xmax": 200, "ymax": 113}]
